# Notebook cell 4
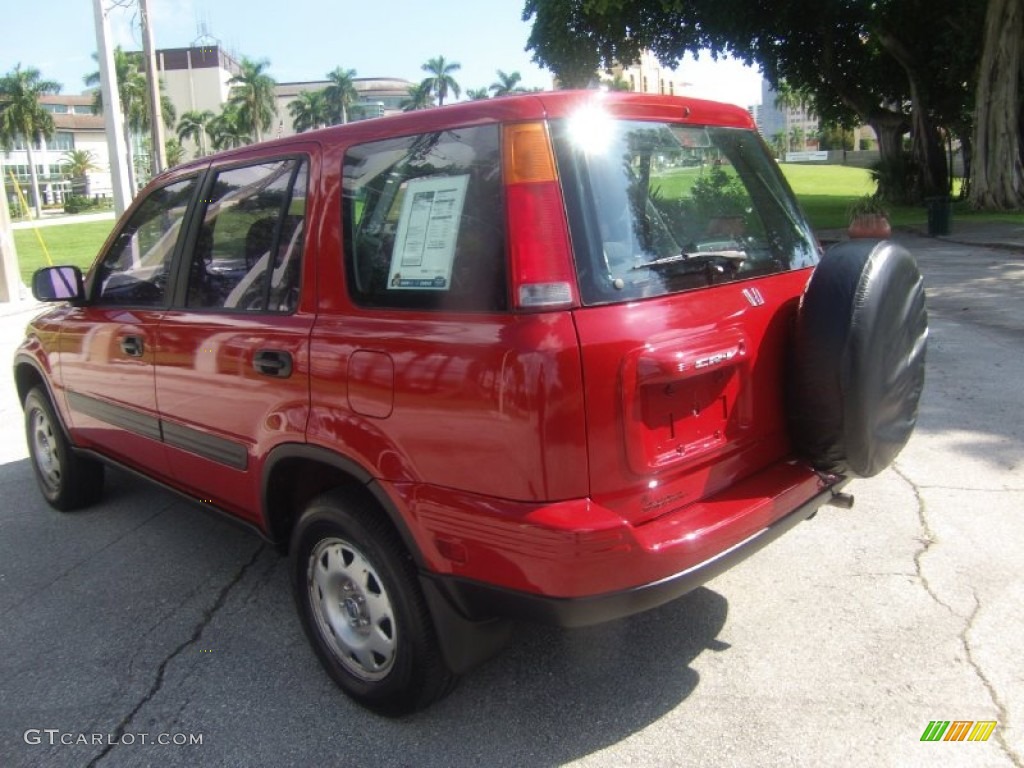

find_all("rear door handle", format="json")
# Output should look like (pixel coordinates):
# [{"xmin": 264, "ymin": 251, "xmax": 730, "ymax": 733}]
[
  {"xmin": 253, "ymin": 349, "xmax": 293, "ymax": 378},
  {"xmin": 120, "ymin": 335, "xmax": 144, "ymax": 357}
]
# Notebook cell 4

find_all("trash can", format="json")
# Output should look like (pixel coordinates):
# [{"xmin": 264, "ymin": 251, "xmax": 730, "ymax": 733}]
[{"xmin": 926, "ymin": 196, "xmax": 951, "ymax": 236}]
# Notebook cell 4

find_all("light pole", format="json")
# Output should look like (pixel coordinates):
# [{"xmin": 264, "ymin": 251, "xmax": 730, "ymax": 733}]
[
  {"xmin": 92, "ymin": 0, "xmax": 132, "ymax": 216},
  {"xmin": 140, "ymin": 0, "xmax": 166, "ymax": 176},
  {"xmin": 0, "ymin": 156, "xmax": 21, "ymax": 303}
]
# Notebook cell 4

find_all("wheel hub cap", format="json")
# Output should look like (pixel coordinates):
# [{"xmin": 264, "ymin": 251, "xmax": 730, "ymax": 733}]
[{"xmin": 307, "ymin": 537, "xmax": 397, "ymax": 682}]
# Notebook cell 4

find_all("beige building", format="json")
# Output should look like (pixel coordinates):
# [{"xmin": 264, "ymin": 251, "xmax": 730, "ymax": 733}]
[
  {"xmin": 154, "ymin": 45, "xmax": 414, "ymax": 155},
  {"xmin": 610, "ymin": 52, "xmax": 690, "ymax": 96}
]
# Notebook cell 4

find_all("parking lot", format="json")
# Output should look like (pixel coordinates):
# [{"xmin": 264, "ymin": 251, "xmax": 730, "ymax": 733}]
[{"xmin": 1, "ymin": 230, "xmax": 1021, "ymax": 767}]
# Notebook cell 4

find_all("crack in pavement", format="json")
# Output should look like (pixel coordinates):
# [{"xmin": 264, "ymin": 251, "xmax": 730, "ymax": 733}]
[
  {"xmin": 893, "ymin": 464, "xmax": 1021, "ymax": 768},
  {"xmin": 892, "ymin": 464, "xmax": 954, "ymax": 614},
  {"xmin": 962, "ymin": 591, "xmax": 1023, "ymax": 767},
  {"xmin": 85, "ymin": 542, "xmax": 266, "ymax": 768}
]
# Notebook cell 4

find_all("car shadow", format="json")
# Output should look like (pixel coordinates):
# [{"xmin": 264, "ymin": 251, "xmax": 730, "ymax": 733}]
[{"xmin": 406, "ymin": 587, "xmax": 731, "ymax": 764}]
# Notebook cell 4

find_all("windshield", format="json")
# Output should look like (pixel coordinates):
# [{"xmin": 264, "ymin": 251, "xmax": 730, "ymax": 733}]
[{"xmin": 550, "ymin": 118, "xmax": 818, "ymax": 305}]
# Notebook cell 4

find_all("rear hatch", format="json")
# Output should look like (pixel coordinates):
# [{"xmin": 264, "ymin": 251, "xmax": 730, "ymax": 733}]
[{"xmin": 549, "ymin": 111, "xmax": 820, "ymax": 525}]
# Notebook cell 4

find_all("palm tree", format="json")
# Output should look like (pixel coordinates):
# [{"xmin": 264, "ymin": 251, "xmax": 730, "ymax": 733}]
[
  {"xmin": 770, "ymin": 131, "xmax": 788, "ymax": 159},
  {"xmin": 489, "ymin": 70, "xmax": 524, "ymax": 97},
  {"xmin": 289, "ymin": 90, "xmax": 330, "ymax": 133},
  {"xmin": 466, "ymin": 87, "xmax": 490, "ymax": 101},
  {"xmin": 61, "ymin": 148, "xmax": 98, "ymax": 195},
  {"xmin": 789, "ymin": 126, "xmax": 806, "ymax": 152},
  {"xmin": 773, "ymin": 79, "xmax": 804, "ymax": 114},
  {"xmin": 227, "ymin": 57, "xmax": 277, "ymax": 143},
  {"xmin": 401, "ymin": 81, "xmax": 434, "ymax": 112},
  {"xmin": 207, "ymin": 105, "xmax": 251, "ymax": 150},
  {"xmin": 85, "ymin": 48, "xmax": 175, "ymax": 192},
  {"xmin": 0, "ymin": 64, "xmax": 61, "ymax": 217},
  {"xmin": 420, "ymin": 56, "xmax": 461, "ymax": 106},
  {"xmin": 164, "ymin": 138, "xmax": 186, "ymax": 168},
  {"xmin": 176, "ymin": 109, "xmax": 214, "ymax": 158},
  {"xmin": 323, "ymin": 67, "xmax": 358, "ymax": 125}
]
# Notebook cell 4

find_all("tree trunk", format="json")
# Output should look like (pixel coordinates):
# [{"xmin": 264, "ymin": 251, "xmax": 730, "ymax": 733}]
[
  {"xmin": 868, "ymin": 111, "xmax": 907, "ymax": 167},
  {"xmin": 875, "ymin": 30, "xmax": 949, "ymax": 200},
  {"xmin": 907, "ymin": 84, "xmax": 949, "ymax": 199},
  {"xmin": 25, "ymin": 143, "xmax": 44, "ymax": 218},
  {"xmin": 124, "ymin": 135, "xmax": 137, "ymax": 196},
  {"xmin": 969, "ymin": 0, "xmax": 1024, "ymax": 210}
]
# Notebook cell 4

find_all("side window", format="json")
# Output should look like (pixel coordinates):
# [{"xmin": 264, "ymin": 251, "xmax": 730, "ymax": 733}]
[
  {"xmin": 186, "ymin": 159, "xmax": 307, "ymax": 312},
  {"xmin": 93, "ymin": 176, "xmax": 198, "ymax": 306},
  {"xmin": 342, "ymin": 125, "xmax": 507, "ymax": 311}
]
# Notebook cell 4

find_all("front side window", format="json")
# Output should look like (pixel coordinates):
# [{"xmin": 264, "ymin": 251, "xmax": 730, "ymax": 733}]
[
  {"xmin": 186, "ymin": 159, "xmax": 307, "ymax": 312},
  {"xmin": 342, "ymin": 125, "xmax": 507, "ymax": 312},
  {"xmin": 552, "ymin": 118, "xmax": 819, "ymax": 305},
  {"xmin": 93, "ymin": 176, "xmax": 198, "ymax": 306}
]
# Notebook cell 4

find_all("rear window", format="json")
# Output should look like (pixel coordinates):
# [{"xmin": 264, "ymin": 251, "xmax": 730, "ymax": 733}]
[
  {"xmin": 342, "ymin": 125, "xmax": 507, "ymax": 312},
  {"xmin": 550, "ymin": 117, "xmax": 818, "ymax": 305}
]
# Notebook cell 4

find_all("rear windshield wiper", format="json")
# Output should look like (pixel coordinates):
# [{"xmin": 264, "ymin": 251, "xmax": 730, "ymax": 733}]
[{"xmin": 634, "ymin": 249, "xmax": 748, "ymax": 270}]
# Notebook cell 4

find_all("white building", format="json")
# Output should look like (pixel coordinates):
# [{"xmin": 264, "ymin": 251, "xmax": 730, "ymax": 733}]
[{"xmin": 2, "ymin": 93, "xmax": 112, "ymax": 213}]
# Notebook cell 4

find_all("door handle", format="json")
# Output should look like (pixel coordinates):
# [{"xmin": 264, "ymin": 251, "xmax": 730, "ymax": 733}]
[
  {"xmin": 120, "ymin": 335, "xmax": 144, "ymax": 357},
  {"xmin": 253, "ymin": 349, "xmax": 293, "ymax": 378}
]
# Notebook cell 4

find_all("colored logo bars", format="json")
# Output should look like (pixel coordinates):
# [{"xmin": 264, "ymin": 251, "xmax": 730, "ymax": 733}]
[{"xmin": 920, "ymin": 721, "xmax": 997, "ymax": 742}]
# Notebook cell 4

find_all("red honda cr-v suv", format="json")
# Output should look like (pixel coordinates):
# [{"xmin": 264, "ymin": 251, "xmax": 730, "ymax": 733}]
[{"xmin": 15, "ymin": 91, "xmax": 927, "ymax": 714}]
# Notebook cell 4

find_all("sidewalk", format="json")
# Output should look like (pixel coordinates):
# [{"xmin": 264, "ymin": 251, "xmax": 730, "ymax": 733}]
[{"xmin": 10, "ymin": 209, "xmax": 115, "ymax": 230}]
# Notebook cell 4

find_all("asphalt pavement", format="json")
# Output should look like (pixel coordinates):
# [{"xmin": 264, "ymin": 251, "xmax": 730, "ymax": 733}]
[{"xmin": 0, "ymin": 223, "xmax": 1021, "ymax": 767}]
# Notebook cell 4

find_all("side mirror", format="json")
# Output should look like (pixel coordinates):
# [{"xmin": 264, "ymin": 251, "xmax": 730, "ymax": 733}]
[{"xmin": 32, "ymin": 266, "xmax": 85, "ymax": 303}]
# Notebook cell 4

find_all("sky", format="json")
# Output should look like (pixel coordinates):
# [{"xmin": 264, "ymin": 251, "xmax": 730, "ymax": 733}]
[{"xmin": 1, "ymin": 0, "xmax": 763, "ymax": 107}]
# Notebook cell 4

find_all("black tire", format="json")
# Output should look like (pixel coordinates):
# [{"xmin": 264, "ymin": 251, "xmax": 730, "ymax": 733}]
[
  {"xmin": 788, "ymin": 240, "xmax": 928, "ymax": 478},
  {"xmin": 24, "ymin": 386, "xmax": 105, "ymax": 511},
  {"xmin": 289, "ymin": 490, "xmax": 457, "ymax": 715}
]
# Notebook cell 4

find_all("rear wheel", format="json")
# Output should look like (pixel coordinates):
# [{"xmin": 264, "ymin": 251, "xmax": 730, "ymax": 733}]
[
  {"xmin": 290, "ymin": 490, "xmax": 457, "ymax": 715},
  {"xmin": 24, "ymin": 386, "xmax": 104, "ymax": 511}
]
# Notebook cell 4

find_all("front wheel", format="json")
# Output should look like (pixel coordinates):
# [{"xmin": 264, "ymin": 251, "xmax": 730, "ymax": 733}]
[
  {"xmin": 289, "ymin": 490, "xmax": 457, "ymax": 715},
  {"xmin": 24, "ymin": 386, "xmax": 104, "ymax": 511}
]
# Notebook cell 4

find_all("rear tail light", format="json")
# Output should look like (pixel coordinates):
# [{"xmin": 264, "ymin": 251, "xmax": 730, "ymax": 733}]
[{"xmin": 502, "ymin": 122, "xmax": 578, "ymax": 310}]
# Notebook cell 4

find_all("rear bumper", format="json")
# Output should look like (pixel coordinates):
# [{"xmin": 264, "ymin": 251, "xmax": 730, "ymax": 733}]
[
  {"xmin": 404, "ymin": 462, "xmax": 846, "ymax": 627},
  {"xmin": 428, "ymin": 476, "xmax": 844, "ymax": 627}
]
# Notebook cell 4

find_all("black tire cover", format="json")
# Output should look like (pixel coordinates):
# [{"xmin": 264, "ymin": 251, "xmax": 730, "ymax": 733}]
[{"xmin": 788, "ymin": 240, "xmax": 928, "ymax": 478}]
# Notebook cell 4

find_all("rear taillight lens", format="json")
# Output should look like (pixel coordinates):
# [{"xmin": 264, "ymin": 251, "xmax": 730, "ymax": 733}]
[{"xmin": 503, "ymin": 122, "xmax": 577, "ymax": 310}]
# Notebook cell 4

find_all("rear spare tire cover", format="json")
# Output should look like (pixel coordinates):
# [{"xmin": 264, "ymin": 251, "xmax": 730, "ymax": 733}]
[{"xmin": 789, "ymin": 240, "xmax": 928, "ymax": 478}]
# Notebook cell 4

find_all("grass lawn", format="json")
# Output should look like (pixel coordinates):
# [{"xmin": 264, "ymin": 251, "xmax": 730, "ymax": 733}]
[{"xmin": 13, "ymin": 220, "xmax": 114, "ymax": 283}]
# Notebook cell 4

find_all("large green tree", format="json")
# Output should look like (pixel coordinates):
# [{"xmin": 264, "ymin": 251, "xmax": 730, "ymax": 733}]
[
  {"xmin": 324, "ymin": 67, "xmax": 358, "ymax": 124},
  {"xmin": 0, "ymin": 64, "xmax": 61, "ymax": 217},
  {"xmin": 420, "ymin": 56, "xmax": 461, "ymax": 106},
  {"xmin": 525, "ymin": 0, "xmax": 995, "ymax": 204},
  {"xmin": 228, "ymin": 57, "xmax": 277, "ymax": 143}
]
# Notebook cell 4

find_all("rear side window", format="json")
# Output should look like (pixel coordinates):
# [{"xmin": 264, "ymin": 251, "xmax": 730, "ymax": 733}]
[
  {"xmin": 186, "ymin": 158, "xmax": 307, "ymax": 313},
  {"xmin": 342, "ymin": 125, "xmax": 507, "ymax": 311},
  {"xmin": 551, "ymin": 118, "xmax": 818, "ymax": 305}
]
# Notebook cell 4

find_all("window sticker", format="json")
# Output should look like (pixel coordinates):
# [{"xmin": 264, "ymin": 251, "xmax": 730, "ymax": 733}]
[{"xmin": 387, "ymin": 174, "xmax": 469, "ymax": 290}]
